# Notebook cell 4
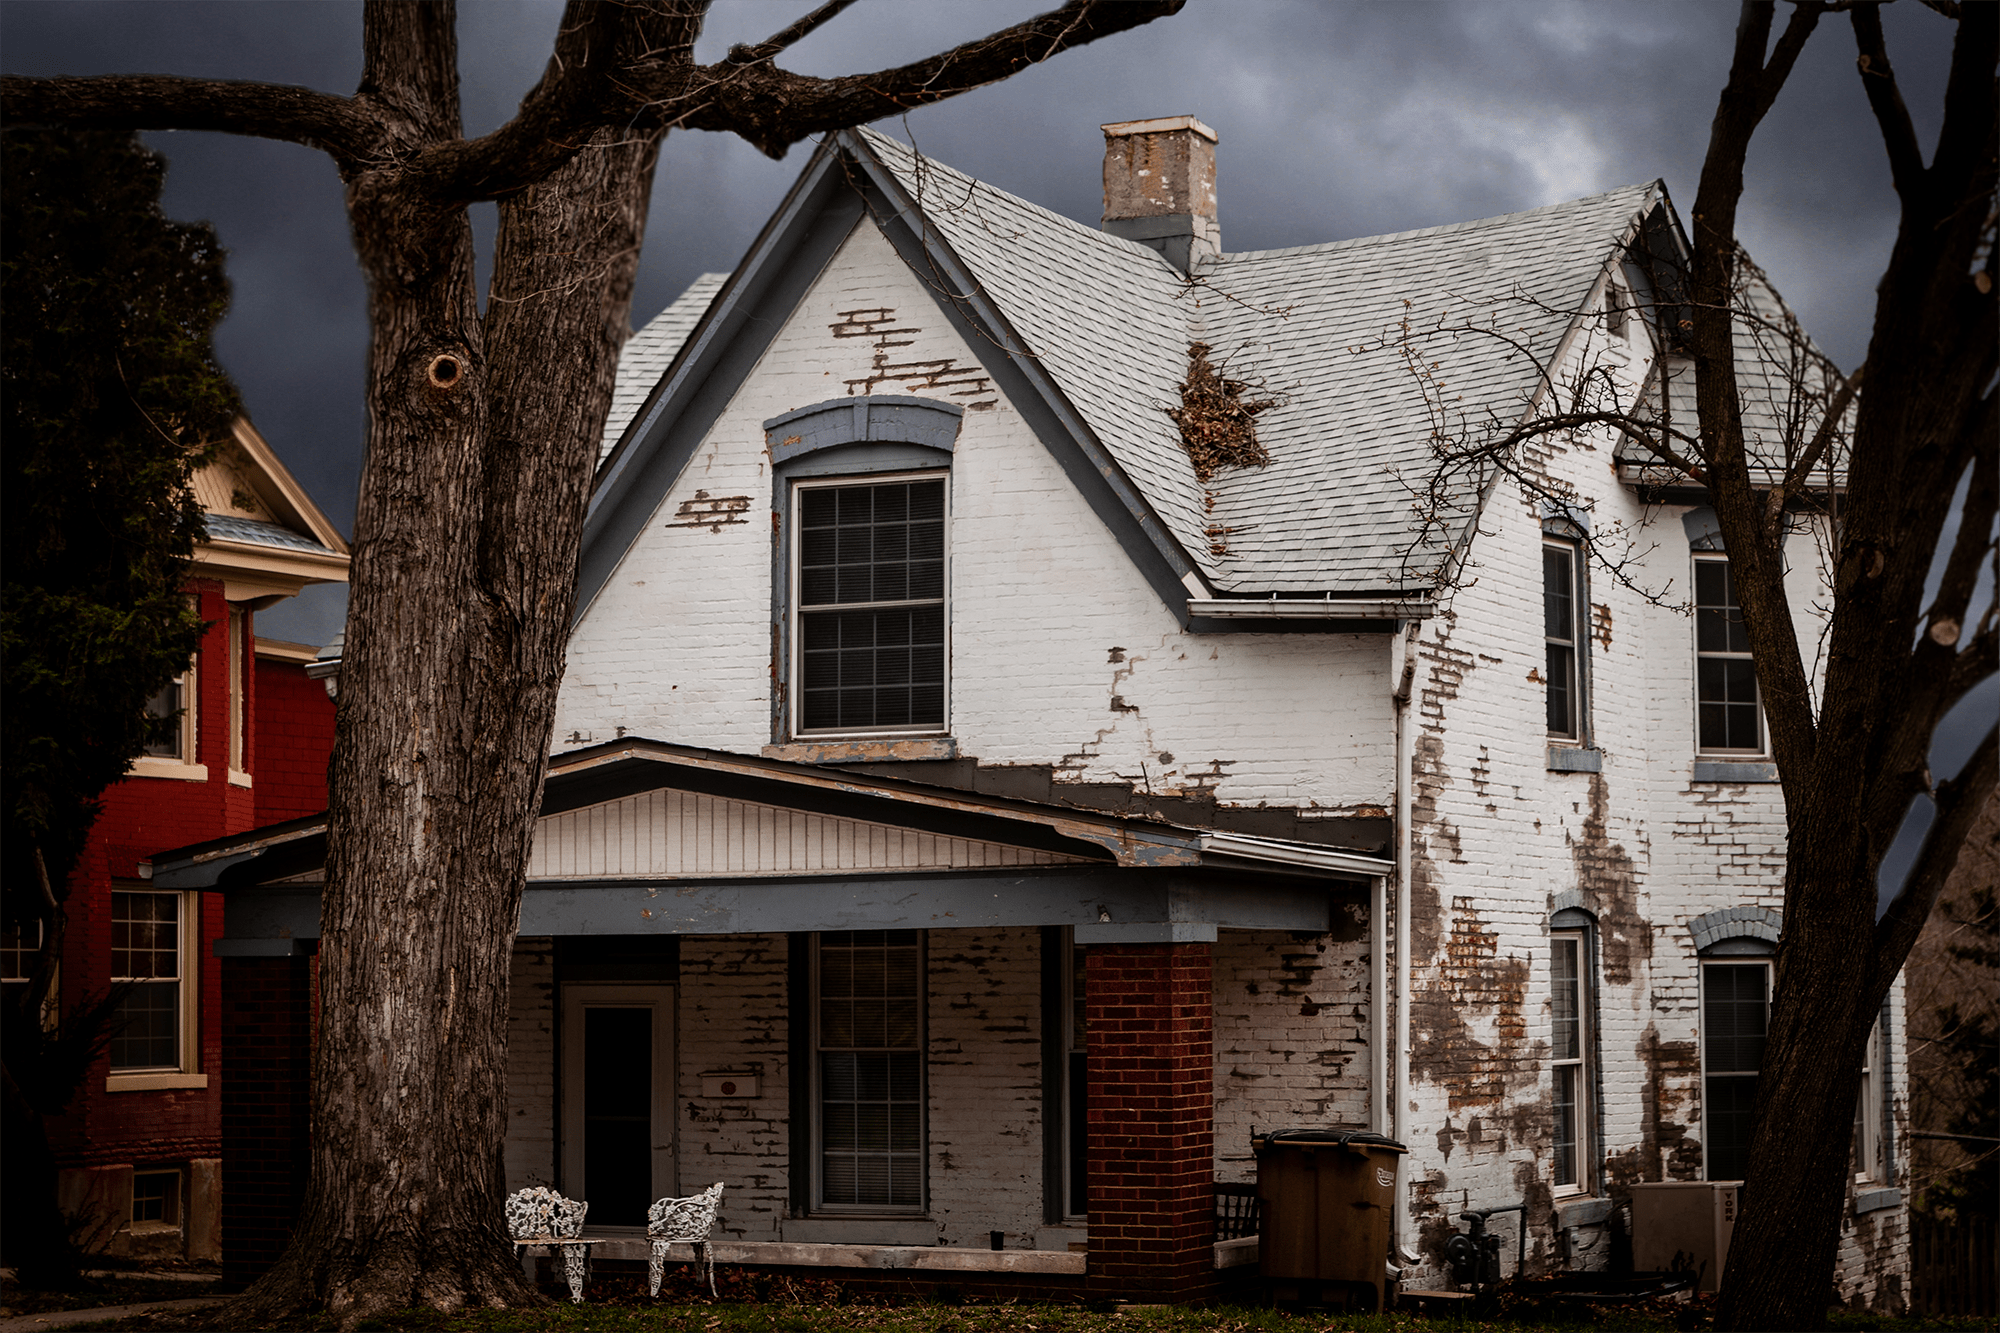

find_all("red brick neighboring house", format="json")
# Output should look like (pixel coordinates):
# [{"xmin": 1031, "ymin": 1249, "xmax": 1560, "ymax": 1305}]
[{"xmin": 36, "ymin": 418, "xmax": 346, "ymax": 1262}]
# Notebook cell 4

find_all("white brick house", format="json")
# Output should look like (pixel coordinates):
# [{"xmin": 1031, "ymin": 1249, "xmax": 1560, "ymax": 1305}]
[{"xmin": 169, "ymin": 118, "xmax": 1906, "ymax": 1307}]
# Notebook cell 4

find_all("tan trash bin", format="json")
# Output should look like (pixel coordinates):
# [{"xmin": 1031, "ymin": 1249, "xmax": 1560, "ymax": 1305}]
[{"xmin": 1253, "ymin": 1129, "xmax": 1407, "ymax": 1311}]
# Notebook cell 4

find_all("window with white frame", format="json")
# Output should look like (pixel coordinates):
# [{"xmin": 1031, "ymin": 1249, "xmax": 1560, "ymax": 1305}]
[
  {"xmin": 1694, "ymin": 557, "xmax": 1761, "ymax": 753},
  {"xmin": 1700, "ymin": 955, "xmax": 1770, "ymax": 1182},
  {"xmin": 815, "ymin": 930, "xmax": 924, "ymax": 1210},
  {"xmin": 1544, "ymin": 541, "xmax": 1584, "ymax": 740},
  {"xmin": 131, "ymin": 1169, "xmax": 182, "ymax": 1230},
  {"xmin": 793, "ymin": 477, "xmax": 947, "ymax": 736},
  {"xmin": 109, "ymin": 891, "xmax": 190, "ymax": 1072},
  {"xmin": 1, "ymin": 917, "xmax": 42, "ymax": 985},
  {"xmin": 142, "ymin": 666, "xmax": 195, "ymax": 762},
  {"xmin": 1551, "ymin": 928, "xmax": 1592, "ymax": 1192},
  {"xmin": 227, "ymin": 608, "xmax": 246, "ymax": 775},
  {"xmin": 1853, "ymin": 1017, "xmax": 1885, "ymax": 1183}
]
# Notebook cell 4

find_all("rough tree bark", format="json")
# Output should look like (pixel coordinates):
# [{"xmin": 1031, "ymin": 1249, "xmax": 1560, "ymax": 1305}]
[
  {"xmin": 1684, "ymin": 5, "xmax": 1995, "ymax": 1328},
  {"xmin": 3, "ymin": 1, "xmax": 1181, "ymax": 1321}
]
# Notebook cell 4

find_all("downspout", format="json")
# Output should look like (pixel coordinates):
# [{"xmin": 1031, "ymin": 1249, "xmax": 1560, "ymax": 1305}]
[
  {"xmin": 1391, "ymin": 621, "xmax": 1419, "ymax": 1263},
  {"xmin": 1370, "ymin": 871, "xmax": 1387, "ymax": 1135}
]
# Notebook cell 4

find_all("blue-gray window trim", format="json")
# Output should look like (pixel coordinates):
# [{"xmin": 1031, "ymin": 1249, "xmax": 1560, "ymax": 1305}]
[{"xmin": 769, "ymin": 416, "xmax": 956, "ymax": 745}]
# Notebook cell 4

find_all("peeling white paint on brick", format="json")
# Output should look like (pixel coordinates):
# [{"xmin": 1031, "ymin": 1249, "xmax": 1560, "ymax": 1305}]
[
  {"xmin": 1213, "ymin": 928, "xmax": 1371, "ymax": 1182},
  {"xmin": 678, "ymin": 934, "xmax": 792, "ymax": 1242},
  {"xmin": 558, "ymin": 219, "xmax": 1396, "ymax": 813}
]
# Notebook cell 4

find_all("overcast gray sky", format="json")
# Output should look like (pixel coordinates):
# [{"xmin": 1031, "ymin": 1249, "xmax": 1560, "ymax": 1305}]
[{"xmin": 3, "ymin": 0, "xmax": 1958, "ymax": 535}]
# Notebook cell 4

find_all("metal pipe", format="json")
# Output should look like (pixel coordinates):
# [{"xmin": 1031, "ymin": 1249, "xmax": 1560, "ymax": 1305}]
[{"xmin": 1370, "ymin": 872, "xmax": 1387, "ymax": 1135}]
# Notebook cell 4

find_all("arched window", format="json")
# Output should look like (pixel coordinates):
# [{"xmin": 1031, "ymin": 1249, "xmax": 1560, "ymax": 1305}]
[{"xmin": 1690, "ymin": 906, "xmax": 1779, "ymax": 1182}]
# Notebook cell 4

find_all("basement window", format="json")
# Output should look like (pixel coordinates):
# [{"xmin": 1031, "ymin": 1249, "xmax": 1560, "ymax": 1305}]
[{"xmin": 131, "ymin": 1170, "xmax": 182, "ymax": 1230}]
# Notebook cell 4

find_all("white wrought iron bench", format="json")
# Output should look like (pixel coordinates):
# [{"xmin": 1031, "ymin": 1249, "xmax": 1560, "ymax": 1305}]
[
  {"xmin": 505, "ymin": 1186, "xmax": 604, "ymax": 1304},
  {"xmin": 648, "ymin": 1182, "xmax": 726, "ymax": 1297}
]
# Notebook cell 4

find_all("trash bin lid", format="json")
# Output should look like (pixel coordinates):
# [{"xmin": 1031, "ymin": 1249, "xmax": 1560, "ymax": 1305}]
[{"xmin": 1253, "ymin": 1128, "xmax": 1408, "ymax": 1152}]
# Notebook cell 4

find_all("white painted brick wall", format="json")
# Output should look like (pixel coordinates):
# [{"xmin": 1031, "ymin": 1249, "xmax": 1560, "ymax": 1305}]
[
  {"xmin": 1391, "ymin": 336, "xmax": 1897, "ymax": 1299},
  {"xmin": 677, "ymin": 934, "xmax": 792, "ymax": 1241},
  {"xmin": 504, "ymin": 938, "xmax": 556, "ymax": 1191},
  {"xmin": 1213, "ymin": 926, "xmax": 1372, "ymax": 1183},
  {"xmin": 925, "ymin": 927, "xmax": 1045, "ymax": 1245},
  {"xmin": 558, "ymin": 219, "xmax": 1397, "ymax": 813}
]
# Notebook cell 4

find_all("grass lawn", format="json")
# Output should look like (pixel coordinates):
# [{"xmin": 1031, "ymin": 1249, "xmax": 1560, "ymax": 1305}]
[{"xmin": 37, "ymin": 1271, "xmax": 1988, "ymax": 1333}]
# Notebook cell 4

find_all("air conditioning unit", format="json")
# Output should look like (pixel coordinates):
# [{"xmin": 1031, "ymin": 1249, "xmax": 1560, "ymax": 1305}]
[{"xmin": 1629, "ymin": 1181, "xmax": 1740, "ymax": 1292}]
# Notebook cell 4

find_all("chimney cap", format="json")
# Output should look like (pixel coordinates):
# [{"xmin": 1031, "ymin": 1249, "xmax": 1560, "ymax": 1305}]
[{"xmin": 1101, "ymin": 115, "xmax": 1217, "ymax": 143}]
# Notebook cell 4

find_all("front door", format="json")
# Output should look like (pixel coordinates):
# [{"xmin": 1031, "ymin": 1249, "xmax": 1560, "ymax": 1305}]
[{"xmin": 561, "ymin": 984, "xmax": 675, "ymax": 1228}]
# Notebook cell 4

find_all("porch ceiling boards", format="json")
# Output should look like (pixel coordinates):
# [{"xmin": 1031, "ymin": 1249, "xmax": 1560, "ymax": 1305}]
[{"xmin": 150, "ymin": 738, "xmax": 1391, "ymax": 952}]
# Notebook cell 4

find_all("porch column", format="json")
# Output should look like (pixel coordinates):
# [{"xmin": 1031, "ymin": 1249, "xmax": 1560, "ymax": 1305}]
[
  {"xmin": 220, "ymin": 953, "xmax": 312, "ymax": 1287},
  {"xmin": 1084, "ymin": 940, "xmax": 1216, "ymax": 1304}
]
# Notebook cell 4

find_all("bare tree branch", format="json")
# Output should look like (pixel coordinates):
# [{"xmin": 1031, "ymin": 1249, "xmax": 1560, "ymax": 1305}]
[
  {"xmin": 729, "ymin": 0, "xmax": 863, "ymax": 65},
  {"xmin": 1852, "ymin": 3, "xmax": 1928, "ymax": 199},
  {"xmin": 674, "ymin": 0, "xmax": 1186, "ymax": 158},
  {"xmin": 1781, "ymin": 361, "xmax": 1859, "ymax": 493},
  {"xmin": 0, "ymin": 73, "xmax": 375, "ymax": 162}
]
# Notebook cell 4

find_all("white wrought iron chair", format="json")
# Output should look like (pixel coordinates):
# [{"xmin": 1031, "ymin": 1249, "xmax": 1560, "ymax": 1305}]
[
  {"xmin": 505, "ymin": 1186, "xmax": 596, "ymax": 1303},
  {"xmin": 647, "ymin": 1182, "xmax": 726, "ymax": 1297}
]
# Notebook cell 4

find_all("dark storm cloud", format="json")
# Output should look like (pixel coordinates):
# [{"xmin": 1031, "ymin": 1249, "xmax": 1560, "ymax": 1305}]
[{"xmin": 1, "ymin": 0, "xmax": 1961, "ymax": 535}]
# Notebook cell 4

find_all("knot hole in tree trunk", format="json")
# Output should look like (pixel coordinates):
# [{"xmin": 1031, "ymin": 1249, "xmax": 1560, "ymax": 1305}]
[{"xmin": 427, "ymin": 353, "xmax": 465, "ymax": 390}]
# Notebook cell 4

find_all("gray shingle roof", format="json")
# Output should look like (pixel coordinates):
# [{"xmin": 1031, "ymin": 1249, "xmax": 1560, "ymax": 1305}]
[
  {"xmin": 202, "ymin": 513, "xmax": 335, "ymax": 554},
  {"xmin": 856, "ymin": 128, "xmax": 1659, "ymax": 593},
  {"xmin": 600, "ymin": 273, "xmax": 729, "ymax": 464}
]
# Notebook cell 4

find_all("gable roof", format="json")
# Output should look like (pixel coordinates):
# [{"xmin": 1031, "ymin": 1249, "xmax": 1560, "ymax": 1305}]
[
  {"xmin": 583, "ymin": 128, "xmax": 1671, "ymax": 613},
  {"xmin": 190, "ymin": 416, "xmax": 349, "ymax": 598}
]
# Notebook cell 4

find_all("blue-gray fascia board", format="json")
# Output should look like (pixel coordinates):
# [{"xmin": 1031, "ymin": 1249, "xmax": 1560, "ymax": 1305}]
[
  {"xmin": 576, "ymin": 148, "xmax": 865, "ymax": 623},
  {"xmin": 213, "ymin": 885, "xmax": 320, "ymax": 946},
  {"xmin": 835, "ymin": 130, "xmax": 1208, "ymax": 621},
  {"xmin": 213, "ymin": 869, "xmax": 1350, "ymax": 945}
]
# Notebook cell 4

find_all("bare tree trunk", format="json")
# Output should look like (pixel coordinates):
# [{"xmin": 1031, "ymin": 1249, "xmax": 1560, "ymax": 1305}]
[{"xmin": 229, "ymin": 61, "xmax": 664, "ymax": 1333}]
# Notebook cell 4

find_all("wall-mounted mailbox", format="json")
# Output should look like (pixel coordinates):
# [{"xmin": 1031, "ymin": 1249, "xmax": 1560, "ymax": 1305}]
[{"xmin": 700, "ymin": 1074, "xmax": 760, "ymax": 1098}]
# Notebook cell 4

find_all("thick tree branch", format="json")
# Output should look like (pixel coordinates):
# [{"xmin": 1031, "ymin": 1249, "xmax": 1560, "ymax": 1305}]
[
  {"xmin": 0, "ymin": 74, "xmax": 374, "ymax": 162},
  {"xmin": 675, "ymin": 0, "xmax": 1186, "ymax": 158},
  {"xmin": 1871, "ymin": 728, "xmax": 1999, "ymax": 999},
  {"xmin": 360, "ymin": 0, "xmax": 463, "ymax": 143},
  {"xmin": 1852, "ymin": 4, "xmax": 1928, "ymax": 199},
  {"xmin": 729, "ymin": 0, "xmax": 862, "ymax": 65}
]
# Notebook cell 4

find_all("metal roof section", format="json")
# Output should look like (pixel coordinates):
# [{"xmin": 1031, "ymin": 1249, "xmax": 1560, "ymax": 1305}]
[
  {"xmin": 201, "ymin": 513, "xmax": 336, "ymax": 554},
  {"xmin": 599, "ymin": 272, "xmax": 729, "ymax": 466}
]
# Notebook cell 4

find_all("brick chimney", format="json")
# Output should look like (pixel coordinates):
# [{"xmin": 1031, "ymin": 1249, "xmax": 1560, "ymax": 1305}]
[{"xmin": 1101, "ymin": 115, "xmax": 1219, "ymax": 273}]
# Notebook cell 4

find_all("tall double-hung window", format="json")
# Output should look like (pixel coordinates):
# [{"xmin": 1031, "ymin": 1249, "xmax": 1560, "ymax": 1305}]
[
  {"xmin": 816, "ymin": 930, "xmax": 924, "ymax": 1210},
  {"xmin": 1701, "ymin": 957, "xmax": 1769, "ymax": 1182},
  {"xmin": 1544, "ymin": 542, "xmax": 1584, "ymax": 739},
  {"xmin": 109, "ymin": 891, "xmax": 191, "ymax": 1073},
  {"xmin": 1694, "ymin": 557, "xmax": 1761, "ymax": 753},
  {"xmin": 795, "ymin": 478, "xmax": 946, "ymax": 735},
  {"xmin": 1550, "ymin": 929, "xmax": 1591, "ymax": 1191}
]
